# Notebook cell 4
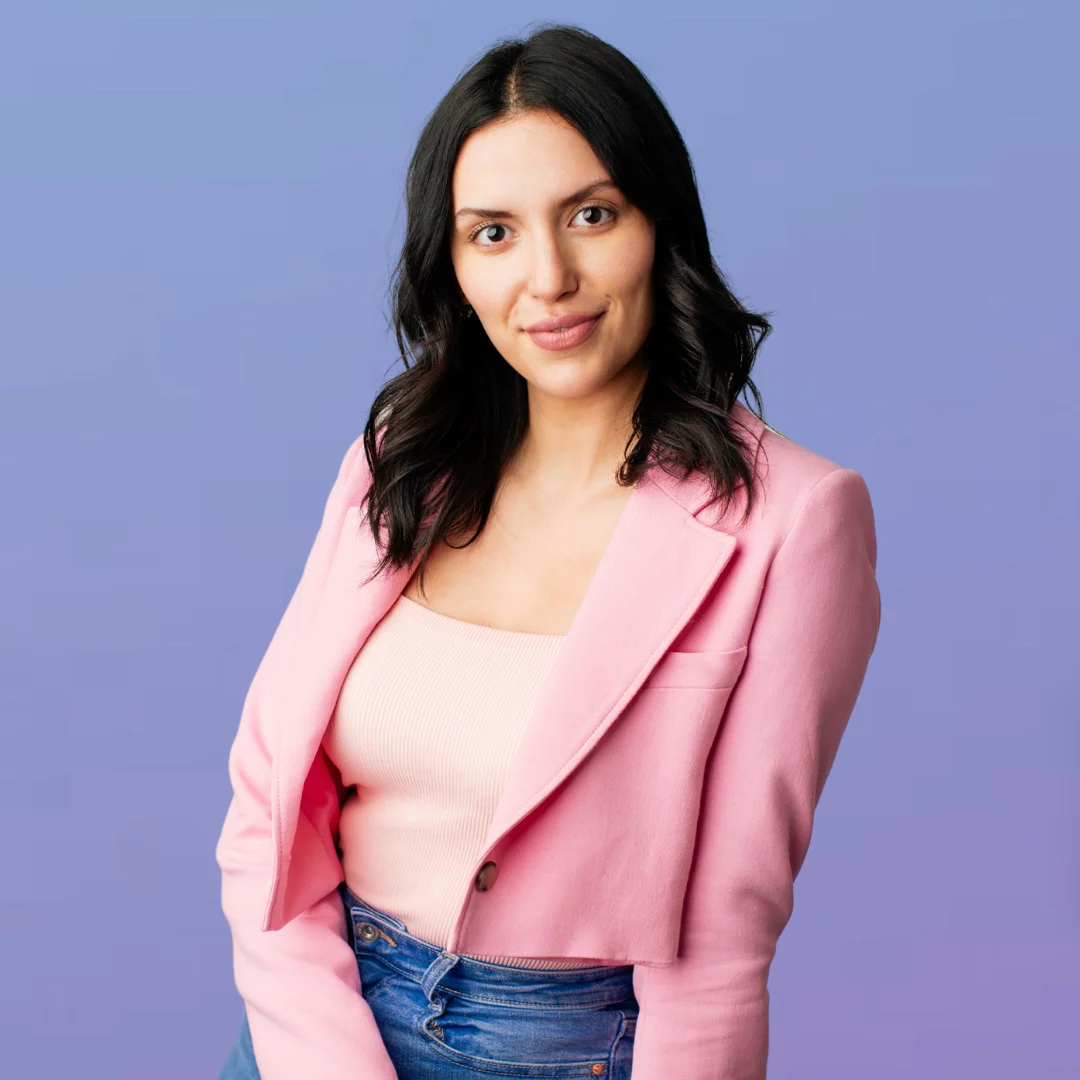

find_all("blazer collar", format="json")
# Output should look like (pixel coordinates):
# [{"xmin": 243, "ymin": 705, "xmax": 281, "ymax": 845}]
[{"xmin": 273, "ymin": 403, "xmax": 762, "ymax": 859}]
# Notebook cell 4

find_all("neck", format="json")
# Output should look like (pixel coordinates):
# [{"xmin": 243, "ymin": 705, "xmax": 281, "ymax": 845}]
[{"xmin": 510, "ymin": 356, "xmax": 649, "ymax": 500}]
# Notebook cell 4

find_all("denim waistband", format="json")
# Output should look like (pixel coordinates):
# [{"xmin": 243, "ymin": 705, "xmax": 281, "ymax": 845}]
[{"xmin": 338, "ymin": 882, "xmax": 636, "ymax": 1008}]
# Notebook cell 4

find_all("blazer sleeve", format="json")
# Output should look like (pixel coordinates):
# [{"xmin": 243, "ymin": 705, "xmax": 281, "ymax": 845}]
[
  {"xmin": 630, "ymin": 467, "xmax": 882, "ymax": 1080},
  {"xmin": 214, "ymin": 434, "xmax": 399, "ymax": 1080}
]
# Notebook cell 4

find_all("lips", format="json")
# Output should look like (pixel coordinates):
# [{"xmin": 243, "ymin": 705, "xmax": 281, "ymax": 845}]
[
  {"xmin": 526, "ymin": 312, "xmax": 604, "ymax": 352},
  {"xmin": 524, "ymin": 311, "xmax": 604, "ymax": 333}
]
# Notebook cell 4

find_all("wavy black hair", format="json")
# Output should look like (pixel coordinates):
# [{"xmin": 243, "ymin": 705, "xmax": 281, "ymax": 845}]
[{"xmin": 361, "ymin": 22, "xmax": 773, "ymax": 588}]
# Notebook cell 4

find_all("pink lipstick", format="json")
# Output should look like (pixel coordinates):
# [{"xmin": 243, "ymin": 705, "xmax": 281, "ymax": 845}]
[{"xmin": 525, "ymin": 311, "xmax": 604, "ymax": 351}]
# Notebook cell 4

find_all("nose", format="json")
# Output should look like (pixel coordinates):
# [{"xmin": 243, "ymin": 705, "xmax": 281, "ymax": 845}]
[{"xmin": 526, "ymin": 231, "xmax": 578, "ymax": 302}]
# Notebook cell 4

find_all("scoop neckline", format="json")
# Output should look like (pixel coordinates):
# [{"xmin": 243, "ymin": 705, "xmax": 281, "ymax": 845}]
[{"xmin": 396, "ymin": 593, "xmax": 567, "ymax": 640}]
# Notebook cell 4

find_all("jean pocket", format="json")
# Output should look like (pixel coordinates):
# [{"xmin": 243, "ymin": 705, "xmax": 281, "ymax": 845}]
[{"xmin": 416, "ymin": 992, "xmax": 637, "ymax": 1078}]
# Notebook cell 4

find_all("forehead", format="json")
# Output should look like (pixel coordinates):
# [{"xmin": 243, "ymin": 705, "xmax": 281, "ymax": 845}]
[{"xmin": 451, "ymin": 110, "xmax": 608, "ymax": 210}]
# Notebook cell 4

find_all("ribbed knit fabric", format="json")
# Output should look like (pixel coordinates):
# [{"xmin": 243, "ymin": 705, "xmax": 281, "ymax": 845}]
[{"xmin": 323, "ymin": 593, "xmax": 607, "ymax": 970}]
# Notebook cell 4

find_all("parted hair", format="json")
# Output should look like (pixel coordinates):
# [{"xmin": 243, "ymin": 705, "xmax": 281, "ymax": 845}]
[{"xmin": 360, "ymin": 22, "xmax": 773, "ymax": 589}]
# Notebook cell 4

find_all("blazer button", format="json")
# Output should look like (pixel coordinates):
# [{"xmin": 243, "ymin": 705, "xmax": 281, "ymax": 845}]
[{"xmin": 474, "ymin": 861, "xmax": 498, "ymax": 892}]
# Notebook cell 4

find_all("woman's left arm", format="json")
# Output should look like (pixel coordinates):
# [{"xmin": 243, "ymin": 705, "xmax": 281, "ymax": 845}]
[{"xmin": 630, "ymin": 467, "xmax": 882, "ymax": 1080}]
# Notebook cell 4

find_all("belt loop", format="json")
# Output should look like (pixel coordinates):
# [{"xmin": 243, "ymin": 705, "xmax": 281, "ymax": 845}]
[{"xmin": 420, "ymin": 951, "xmax": 461, "ymax": 1001}]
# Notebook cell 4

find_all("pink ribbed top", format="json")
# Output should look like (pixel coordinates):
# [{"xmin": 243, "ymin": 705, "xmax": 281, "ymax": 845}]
[{"xmin": 322, "ymin": 592, "xmax": 606, "ymax": 969}]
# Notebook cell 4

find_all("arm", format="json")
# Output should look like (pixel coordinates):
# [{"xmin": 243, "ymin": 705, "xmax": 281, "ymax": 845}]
[
  {"xmin": 631, "ymin": 467, "xmax": 882, "ymax": 1080},
  {"xmin": 214, "ymin": 434, "xmax": 399, "ymax": 1080}
]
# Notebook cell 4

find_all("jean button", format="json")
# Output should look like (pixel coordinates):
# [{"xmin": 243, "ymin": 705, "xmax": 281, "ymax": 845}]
[{"xmin": 357, "ymin": 922, "xmax": 379, "ymax": 943}]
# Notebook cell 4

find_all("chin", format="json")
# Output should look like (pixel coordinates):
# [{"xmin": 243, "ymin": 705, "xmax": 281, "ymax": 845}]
[{"xmin": 534, "ymin": 370, "xmax": 621, "ymax": 400}]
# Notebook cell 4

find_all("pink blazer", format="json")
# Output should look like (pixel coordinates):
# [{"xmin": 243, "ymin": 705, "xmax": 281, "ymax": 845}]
[{"xmin": 215, "ymin": 400, "xmax": 881, "ymax": 1079}]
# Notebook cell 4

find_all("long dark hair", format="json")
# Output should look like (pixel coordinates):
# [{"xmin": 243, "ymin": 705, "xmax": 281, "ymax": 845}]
[{"xmin": 361, "ymin": 22, "xmax": 773, "ymax": 588}]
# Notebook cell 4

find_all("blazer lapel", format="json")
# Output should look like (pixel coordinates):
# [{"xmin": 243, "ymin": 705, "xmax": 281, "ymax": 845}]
[
  {"xmin": 272, "ymin": 460, "xmax": 743, "ymax": 875},
  {"xmin": 272, "ymin": 504, "xmax": 418, "ymax": 864},
  {"xmin": 482, "ymin": 467, "xmax": 739, "ymax": 847}
]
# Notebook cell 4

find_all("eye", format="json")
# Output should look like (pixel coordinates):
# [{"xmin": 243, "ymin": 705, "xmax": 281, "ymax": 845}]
[
  {"xmin": 572, "ymin": 204, "xmax": 617, "ymax": 227},
  {"xmin": 468, "ymin": 222, "xmax": 510, "ymax": 247}
]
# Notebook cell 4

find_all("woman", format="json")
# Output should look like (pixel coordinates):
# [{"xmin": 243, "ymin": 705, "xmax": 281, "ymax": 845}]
[{"xmin": 216, "ymin": 23, "xmax": 881, "ymax": 1080}]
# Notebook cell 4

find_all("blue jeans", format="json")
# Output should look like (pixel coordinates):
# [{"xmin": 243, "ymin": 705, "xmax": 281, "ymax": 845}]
[{"xmin": 220, "ymin": 882, "xmax": 639, "ymax": 1079}]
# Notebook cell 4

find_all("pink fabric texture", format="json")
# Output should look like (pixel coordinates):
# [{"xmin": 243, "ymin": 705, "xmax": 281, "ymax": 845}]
[
  {"xmin": 324, "ymin": 593, "xmax": 600, "ymax": 969},
  {"xmin": 215, "ymin": 401, "xmax": 882, "ymax": 1079}
]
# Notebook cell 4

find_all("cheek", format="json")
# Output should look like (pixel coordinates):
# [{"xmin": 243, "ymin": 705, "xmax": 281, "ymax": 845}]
[
  {"xmin": 470, "ymin": 283, "xmax": 512, "ymax": 321},
  {"xmin": 453, "ymin": 254, "xmax": 510, "ymax": 318},
  {"xmin": 592, "ymin": 235, "xmax": 654, "ymax": 304}
]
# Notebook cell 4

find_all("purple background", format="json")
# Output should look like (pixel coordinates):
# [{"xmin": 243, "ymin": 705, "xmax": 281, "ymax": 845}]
[{"xmin": 2, "ymin": 4, "xmax": 1076, "ymax": 1077}]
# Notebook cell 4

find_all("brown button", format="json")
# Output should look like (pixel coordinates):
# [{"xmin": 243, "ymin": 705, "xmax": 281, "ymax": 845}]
[
  {"xmin": 591, "ymin": 1065, "xmax": 606, "ymax": 1075},
  {"xmin": 474, "ymin": 861, "xmax": 498, "ymax": 892}
]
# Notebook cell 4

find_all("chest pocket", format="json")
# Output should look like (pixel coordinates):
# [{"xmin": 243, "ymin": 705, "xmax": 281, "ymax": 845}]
[{"xmin": 640, "ymin": 645, "xmax": 748, "ymax": 691}]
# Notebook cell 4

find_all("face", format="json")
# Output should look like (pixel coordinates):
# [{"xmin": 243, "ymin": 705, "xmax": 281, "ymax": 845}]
[{"xmin": 450, "ymin": 108, "xmax": 656, "ymax": 403}]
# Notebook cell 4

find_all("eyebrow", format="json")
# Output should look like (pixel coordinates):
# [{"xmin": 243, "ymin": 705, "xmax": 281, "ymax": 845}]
[{"xmin": 453, "ymin": 179, "xmax": 618, "ymax": 223}]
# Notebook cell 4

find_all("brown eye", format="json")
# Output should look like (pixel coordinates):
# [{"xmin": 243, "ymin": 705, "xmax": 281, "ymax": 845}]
[
  {"xmin": 573, "ymin": 204, "xmax": 616, "ymax": 227},
  {"xmin": 471, "ymin": 223, "xmax": 508, "ymax": 246}
]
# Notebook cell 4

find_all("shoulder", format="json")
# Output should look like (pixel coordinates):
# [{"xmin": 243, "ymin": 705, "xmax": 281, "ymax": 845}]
[
  {"xmin": 701, "ymin": 402, "xmax": 876, "ymax": 549},
  {"xmin": 312, "ymin": 432, "xmax": 373, "ymax": 530},
  {"xmin": 338, "ymin": 432, "xmax": 376, "ymax": 498}
]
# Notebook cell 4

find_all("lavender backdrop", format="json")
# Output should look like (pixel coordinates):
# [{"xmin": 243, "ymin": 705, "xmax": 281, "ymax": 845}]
[{"xmin": 1, "ymin": 3, "xmax": 1076, "ymax": 1077}]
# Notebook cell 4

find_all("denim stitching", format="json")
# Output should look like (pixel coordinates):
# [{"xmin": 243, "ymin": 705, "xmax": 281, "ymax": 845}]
[
  {"xmin": 438, "ymin": 985, "xmax": 636, "ymax": 1010},
  {"xmin": 416, "ymin": 1022, "xmax": 607, "ymax": 1079}
]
